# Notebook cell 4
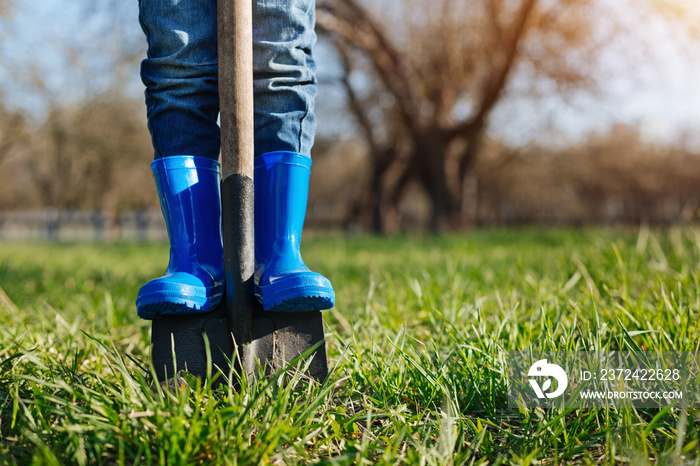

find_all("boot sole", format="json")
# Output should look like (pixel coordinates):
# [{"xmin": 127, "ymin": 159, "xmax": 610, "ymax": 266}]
[
  {"xmin": 136, "ymin": 286, "xmax": 223, "ymax": 319},
  {"xmin": 255, "ymin": 271, "xmax": 335, "ymax": 312},
  {"xmin": 259, "ymin": 278, "xmax": 335, "ymax": 313},
  {"xmin": 263, "ymin": 294, "xmax": 335, "ymax": 313}
]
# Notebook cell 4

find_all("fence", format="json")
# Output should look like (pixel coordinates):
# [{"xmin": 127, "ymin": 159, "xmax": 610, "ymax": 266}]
[{"xmin": 0, "ymin": 210, "xmax": 168, "ymax": 242}]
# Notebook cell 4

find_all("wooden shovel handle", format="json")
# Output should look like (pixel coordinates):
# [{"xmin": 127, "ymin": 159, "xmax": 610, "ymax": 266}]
[{"xmin": 217, "ymin": 0, "xmax": 254, "ymax": 178}]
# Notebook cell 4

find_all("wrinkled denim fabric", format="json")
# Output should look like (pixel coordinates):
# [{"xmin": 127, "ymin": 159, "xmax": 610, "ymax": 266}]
[{"xmin": 138, "ymin": 0, "xmax": 317, "ymax": 159}]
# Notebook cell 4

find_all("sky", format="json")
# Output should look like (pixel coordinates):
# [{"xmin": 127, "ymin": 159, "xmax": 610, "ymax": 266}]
[
  {"xmin": 488, "ymin": 0, "xmax": 700, "ymax": 148},
  {"xmin": 0, "ymin": 0, "xmax": 144, "ymax": 114},
  {"xmin": 2, "ymin": 0, "xmax": 700, "ymax": 149}
]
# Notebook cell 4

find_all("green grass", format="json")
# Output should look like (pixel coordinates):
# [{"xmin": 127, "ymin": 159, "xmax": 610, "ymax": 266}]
[{"xmin": 2, "ymin": 227, "xmax": 700, "ymax": 464}]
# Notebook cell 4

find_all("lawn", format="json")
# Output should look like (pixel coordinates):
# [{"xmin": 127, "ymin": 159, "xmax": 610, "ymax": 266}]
[{"xmin": 1, "ymin": 228, "xmax": 699, "ymax": 464}]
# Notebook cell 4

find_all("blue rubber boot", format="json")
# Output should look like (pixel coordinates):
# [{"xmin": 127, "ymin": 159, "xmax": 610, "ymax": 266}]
[
  {"xmin": 137, "ymin": 156, "xmax": 224, "ymax": 319},
  {"xmin": 254, "ymin": 151, "xmax": 335, "ymax": 312}
]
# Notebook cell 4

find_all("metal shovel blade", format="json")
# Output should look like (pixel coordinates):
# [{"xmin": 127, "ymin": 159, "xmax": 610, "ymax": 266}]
[{"xmin": 150, "ymin": 305, "xmax": 232, "ymax": 386}]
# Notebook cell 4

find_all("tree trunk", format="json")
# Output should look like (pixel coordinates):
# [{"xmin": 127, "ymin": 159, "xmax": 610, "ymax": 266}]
[
  {"xmin": 354, "ymin": 147, "xmax": 410, "ymax": 234},
  {"xmin": 356, "ymin": 165, "xmax": 383, "ymax": 233},
  {"xmin": 414, "ymin": 137, "xmax": 452, "ymax": 233},
  {"xmin": 447, "ymin": 135, "xmax": 481, "ymax": 229}
]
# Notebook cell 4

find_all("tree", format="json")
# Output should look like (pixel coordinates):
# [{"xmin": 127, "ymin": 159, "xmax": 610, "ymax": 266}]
[
  {"xmin": 0, "ymin": 0, "xmax": 154, "ymax": 233},
  {"xmin": 317, "ymin": 0, "xmax": 602, "ymax": 232}
]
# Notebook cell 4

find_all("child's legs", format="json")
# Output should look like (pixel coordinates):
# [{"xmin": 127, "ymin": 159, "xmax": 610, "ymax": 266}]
[
  {"xmin": 139, "ymin": 0, "xmax": 221, "ymax": 160},
  {"xmin": 139, "ymin": 0, "xmax": 318, "ymax": 160},
  {"xmin": 252, "ymin": 0, "xmax": 318, "ymax": 156}
]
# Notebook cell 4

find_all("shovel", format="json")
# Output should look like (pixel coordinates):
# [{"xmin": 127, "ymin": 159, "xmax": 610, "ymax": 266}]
[{"xmin": 150, "ymin": 0, "xmax": 328, "ymax": 385}]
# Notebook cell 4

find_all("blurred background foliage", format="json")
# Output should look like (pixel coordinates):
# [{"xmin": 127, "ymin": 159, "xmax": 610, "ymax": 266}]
[{"xmin": 1, "ymin": 0, "xmax": 700, "ymax": 235}]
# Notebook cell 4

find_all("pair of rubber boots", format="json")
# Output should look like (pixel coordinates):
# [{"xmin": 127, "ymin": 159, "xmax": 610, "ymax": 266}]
[{"xmin": 136, "ymin": 151, "xmax": 334, "ymax": 319}]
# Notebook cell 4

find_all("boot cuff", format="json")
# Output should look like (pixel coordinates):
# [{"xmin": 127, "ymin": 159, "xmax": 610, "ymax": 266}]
[
  {"xmin": 255, "ymin": 151, "xmax": 312, "ymax": 171},
  {"xmin": 151, "ymin": 155, "xmax": 220, "ymax": 175}
]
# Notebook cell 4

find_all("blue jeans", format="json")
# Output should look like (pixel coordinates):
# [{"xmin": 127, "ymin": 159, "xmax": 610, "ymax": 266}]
[{"xmin": 138, "ymin": 0, "xmax": 317, "ymax": 159}]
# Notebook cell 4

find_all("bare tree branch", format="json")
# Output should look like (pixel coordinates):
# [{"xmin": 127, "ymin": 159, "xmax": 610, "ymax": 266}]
[
  {"xmin": 447, "ymin": 0, "xmax": 538, "ymax": 139},
  {"xmin": 317, "ymin": 0, "xmax": 421, "ymax": 133},
  {"xmin": 335, "ymin": 41, "xmax": 379, "ymax": 154}
]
